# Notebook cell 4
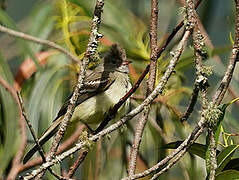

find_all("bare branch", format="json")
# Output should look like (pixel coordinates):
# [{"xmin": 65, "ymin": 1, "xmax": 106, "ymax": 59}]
[
  {"xmin": 212, "ymin": 0, "xmax": 239, "ymax": 105},
  {"xmin": 32, "ymin": 0, "xmax": 105, "ymax": 179},
  {"xmin": 18, "ymin": 125, "xmax": 84, "ymax": 173},
  {"xmin": 128, "ymin": 0, "xmax": 159, "ymax": 175},
  {"xmin": 0, "ymin": 25, "xmax": 79, "ymax": 63},
  {"xmin": 17, "ymin": 92, "xmax": 46, "ymax": 162},
  {"xmin": 123, "ymin": 0, "xmax": 207, "ymax": 178},
  {"xmin": 150, "ymin": 150, "xmax": 186, "ymax": 180},
  {"xmin": 122, "ymin": 119, "xmax": 205, "ymax": 180},
  {"xmin": 66, "ymin": 150, "xmax": 88, "ymax": 178},
  {"xmin": 181, "ymin": 83, "xmax": 199, "ymax": 122}
]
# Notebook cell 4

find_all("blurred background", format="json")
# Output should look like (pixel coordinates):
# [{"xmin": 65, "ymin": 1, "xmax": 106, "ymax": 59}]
[{"xmin": 0, "ymin": 0, "xmax": 238, "ymax": 179}]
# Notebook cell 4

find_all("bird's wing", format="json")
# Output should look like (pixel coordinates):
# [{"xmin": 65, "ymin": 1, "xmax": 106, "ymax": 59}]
[{"xmin": 53, "ymin": 71, "xmax": 115, "ymax": 122}]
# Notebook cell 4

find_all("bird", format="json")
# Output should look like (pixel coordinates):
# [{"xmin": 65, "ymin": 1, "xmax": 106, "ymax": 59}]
[{"xmin": 23, "ymin": 44, "xmax": 132, "ymax": 163}]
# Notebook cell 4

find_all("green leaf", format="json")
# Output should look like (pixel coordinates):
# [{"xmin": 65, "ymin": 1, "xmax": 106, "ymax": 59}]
[
  {"xmin": 229, "ymin": 32, "xmax": 234, "ymax": 45},
  {"xmin": 215, "ymin": 170, "xmax": 239, "ymax": 180},
  {"xmin": 27, "ymin": 3, "xmax": 54, "ymax": 54},
  {"xmin": 163, "ymin": 141, "xmax": 207, "ymax": 159},
  {"xmin": 216, "ymin": 145, "xmax": 239, "ymax": 174},
  {"xmin": 0, "ymin": 9, "xmax": 41, "ymax": 69},
  {"xmin": 27, "ymin": 55, "xmax": 67, "ymax": 134}
]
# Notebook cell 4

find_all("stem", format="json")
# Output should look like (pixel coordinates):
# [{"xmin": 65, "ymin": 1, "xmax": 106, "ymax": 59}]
[{"xmin": 128, "ymin": 0, "xmax": 159, "ymax": 176}]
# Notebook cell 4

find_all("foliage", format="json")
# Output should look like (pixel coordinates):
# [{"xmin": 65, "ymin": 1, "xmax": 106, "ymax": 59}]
[
  {"xmin": 164, "ymin": 98, "xmax": 239, "ymax": 179},
  {"xmin": 0, "ymin": 0, "xmax": 238, "ymax": 179}
]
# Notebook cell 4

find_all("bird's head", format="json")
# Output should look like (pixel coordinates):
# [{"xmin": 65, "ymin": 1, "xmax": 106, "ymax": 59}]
[{"xmin": 103, "ymin": 44, "xmax": 131, "ymax": 73}]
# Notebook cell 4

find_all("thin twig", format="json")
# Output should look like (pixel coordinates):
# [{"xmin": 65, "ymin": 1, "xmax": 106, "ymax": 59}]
[
  {"xmin": 18, "ymin": 125, "xmax": 85, "ymax": 173},
  {"xmin": 123, "ymin": 0, "xmax": 203, "ymax": 178},
  {"xmin": 122, "ymin": 118, "xmax": 205, "ymax": 180},
  {"xmin": 66, "ymin": 150, "xmax": 89, "ymax": 178},
  {"xmin": 150, "ymin": 150, "xmax": 186, "ymax": 180},
  {"xmin": 17, "ymin": 92, "xmax": 46, "ymax": 162},
  {"xmin": 38, "ymin": 0, "xmax": 104, "ymax": 178},
  {"xmin": 17, "ymin": 93, "xmax": 63, "ymax": 179},
  {"xmin": 128, "ymin": 0, "xmax": 159, "ymax": 176},
  {"xmin": 194, "ymin": 1, "xmax": 239, "ymax": 107},
  {"xmin": 0, "ymin": 25, "xmax": 79, "ymax": 63},
  {"xmin": 180, "ymin": 83, "xmax": 199, "ymax": 122},
  {"xmin": 181, "ymin": 0, "xmax": 209, "ymax": 122},
  {"xmin": 137, "ymin": 0, "xmax": 239, "ymax": 178},
  {"xmin": 212, "ymin": 0, "xmax": 239, "ymax": 105},
  {"xmin": 156, "ymin": 0, "xmax": 202, "ymax": 58}
]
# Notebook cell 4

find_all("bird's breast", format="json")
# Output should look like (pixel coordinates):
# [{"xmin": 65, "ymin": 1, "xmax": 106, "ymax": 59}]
[{"xmin": 71, "ymin": 74, "xmax": 131, "ymax": 126}]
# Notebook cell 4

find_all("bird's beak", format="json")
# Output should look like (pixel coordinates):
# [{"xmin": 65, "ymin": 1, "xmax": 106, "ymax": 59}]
[{"xmin": 122, "ymin": 60, "xmax": 132, "ymax": 65}]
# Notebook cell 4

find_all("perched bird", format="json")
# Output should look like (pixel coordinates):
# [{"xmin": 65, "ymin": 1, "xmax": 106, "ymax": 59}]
[{"xmin": 23, "ymin": 44, "xmax": 132, "ymax": 163}]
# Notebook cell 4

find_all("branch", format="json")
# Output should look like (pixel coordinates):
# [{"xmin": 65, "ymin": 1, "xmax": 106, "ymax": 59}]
[
  {"xmin": 17, "ymin": 92, "xmax": 47, "ymax": 162},
  {"xmin": 123, "ymin": 0, "xmax": 207, "ymax": 178},
  {"xmin": 180, "ymin": 82, "xmax": 199, "ymax": 122},
  {"xmin": 212, "ymin": 0, "xmax": 239, "ymax": 105},
  {"xmin": 150, "ymin": 150, "xmax": 186, "ymax": 180},
  {"xmin": 66, "ymin": 150, "xmax": 88, "ymax": 178},
  {"xmin": 16, "ymin": 93, "xmax": 62, "ymax": 179},
  {"xmin": 122, "ymin": 118, "xmax": 205, "ymax": 180},
  {"xmin": 44, "ymin": 0, "xmax": 104, "ymax": 173},
  {"xmin": 181, "ymin": 0, "xmax": 210, "ymax": 122},
  {"xmin": 177, "ymin": 0, "xmax": 239, "ymax": 108},
  {"xmin": 18, "ymin": 125, "xmax": 85, "ymax": 174},
  {"xmin": 0, "ymin": 25, "xmax": 79, "ymax": 63},
  {"xmin": 128, "ymin": 0, "xmax": 159, "ymax": 176}
]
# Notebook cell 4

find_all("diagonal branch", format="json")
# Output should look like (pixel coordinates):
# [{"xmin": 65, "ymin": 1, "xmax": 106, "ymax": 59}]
[
  {"xmin": 0, "ymin": 25, "xmax": 79, "ymax": 63},
  {"xmin": 46, "ymin": 0, "xmax": 104, "ymax": 168},
  {"xmin": 212, "ymin": 0, "xmax": 239, "ymax": 105}
]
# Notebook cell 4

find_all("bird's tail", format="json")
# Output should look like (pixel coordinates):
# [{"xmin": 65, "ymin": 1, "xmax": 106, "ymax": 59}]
[{"xmin": 23, "ymin": 118, "xmax": 62, "ymax": 164}]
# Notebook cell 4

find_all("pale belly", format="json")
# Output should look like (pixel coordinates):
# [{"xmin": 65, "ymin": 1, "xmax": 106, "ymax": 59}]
[{"xmin": 70, "ymin": 76, "xmax": 131, "ymax": 126}]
